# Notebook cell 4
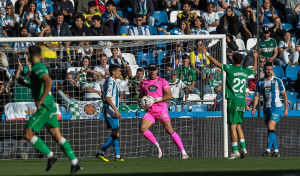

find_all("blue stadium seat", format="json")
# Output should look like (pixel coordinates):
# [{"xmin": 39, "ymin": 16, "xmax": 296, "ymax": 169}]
[
  {"xmin": 291, "ymin": 37, "xmax": 297, "ymax": 45},
  {"xmin": 192, "ymin": 104, "xmax": 207, "ymax": 112},
  {"xmin": 137, "ymin": 53, "xmax": 154, "ymax": 67},
  {"xmin": 282, "ymin": 78, "xmax": 293, "ymax": 92},
  {"xmin": 273, "ymin": 65, "xmax": 285, "ymax": 78},
  {"xmin": 286, "ymin": 65, "xmax": 300, "ymax": 81},
  {"xmin": 157, "ymin": 51, "xmax": 168, "ymax": 65},
  {"xmin": 281, "ymin": 23, "xmax": 293, "ymax": 31},
  {"xmin": 145, "ymin": 25, "xmax": 158, "ymax": 35},
  {"xmin": 152, "ymin": 11, "xmax": 169, "ymax": 26},
  {"xmin": 120, "ymin": 25, "xmax": 133, "ymax": 35},
  {"xmin": 286, "ymin": 91, "xmax": 300, "ymax": 110}
]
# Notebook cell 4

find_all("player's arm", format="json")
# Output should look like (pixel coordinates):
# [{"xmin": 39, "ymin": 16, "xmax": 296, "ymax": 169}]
[
  {"xmin": 251, "ymin": 94, "xmax": 259, "ymax": 116},
  {"xmin": 281, "ymin": 91, "xmax": 288, "ymax": 117},
  {"xmin": 36, "ymin": 74, "xmax": 53, "ymax": 109},
  {"xmin": 199, "ymin": 45, "xmax": 222, "ymax": 69},
  {"xmin": 105, "ymin": 96, "xmax": 121, "ymax": 118},
  {"xmin": 252, "ymin": 50, "xmax": 258, "ymax": 72}
]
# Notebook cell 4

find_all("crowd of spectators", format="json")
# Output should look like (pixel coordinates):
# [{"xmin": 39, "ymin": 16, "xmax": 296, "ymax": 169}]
[{"xmin": 0, "ymin": 0, "xmax": 300, "ymax": 113}]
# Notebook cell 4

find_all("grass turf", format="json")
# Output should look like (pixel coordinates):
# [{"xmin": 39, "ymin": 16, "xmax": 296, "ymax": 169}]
[{"xmin": 1, "ymin": 157, "xmax": 300, "ymax": 176}]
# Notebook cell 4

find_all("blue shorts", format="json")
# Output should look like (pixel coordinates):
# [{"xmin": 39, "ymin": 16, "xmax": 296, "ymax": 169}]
[
  {"xmin": 263, "ymin": 107, "xmax": 283, "ymax": 124},
  {"xmin": 103, "ymin": 108, "xmax": 119, "ymax": 129}
]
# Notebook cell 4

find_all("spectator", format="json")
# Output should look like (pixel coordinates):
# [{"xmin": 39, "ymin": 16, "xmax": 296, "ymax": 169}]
[
  {"xmin": 109, "ymin": 48, "xmax": 132, "ymax": 79},
  {"xmin": 215, "ymin": 0, "xmax": 249, "ymax": 16},
  {"xmin": 15, "ymin": 0, "xmax": 30, "ymax": 17},
  {"xmin": 176, "ymin": 54, "xmax": 201, "ymax": 96},
  {"xmin": 177, "ymin": 2, "xmax": 197, "ymax": 27},
  {"xmin": 162, "ymin": 0, "xmax": 181, "ymax": 12},
  {"xmin": 217, "ymin": 6, "xmax": 239, "ymax": 37},
  {"xmin": 158, "ymin": 19, "xmax": 191, "ymax": 35},
  {"xmin": 76, "ymin": 0, "xmax": 90, "ymax": 14},
  {"xmin": 162, "ymin": 42, "xmax": 184, "ymax": 77},
  {"xmin": 14, "ymin": 57, "xmax": 32, "ymax": 102},
  {"xmin": 53, "ymin": 0, "xmax": 75, "ymax": 25},
  {"xmin": 169, "ymin": 69, "xmax": 186, "ymax": 104},
  {"xmin": 259, "ymin": 0, "xmax": 278, "ymax": 27},
  {"xmin": 254, "ymin": 57, "xmax": 266, "ymax": 79},
  {"xmin": 206, "ymin": 64, "xmax": 222, "ymax": 94},
  {"xmin": 95, "ymin": 0, "xmax": 108, "ymax": 13},
  {"xmin": 0, "ymin": 0, "xmax": 11, "ymax": 15},
  {"xmin": 202, "ymin": 2, "xmax": 219, "ymax": 33},
  {"xmin": 38, "ymin": 25, "xmax": 59, "ymax": 59},
  {"xmin": 74, "ymin": 56, "xmax": 102, "ymax": 85},
  {"xmin": 278, "ymin": 31, "xmax": 299, "ymax": 65},
  {"xmin": 13, "ymin": 27, "xmax": 35, "ymax": 58},
  {"xmin": 133, "ymin": 0, "xmax": 155, "ymax": 26},
  {"xmin": 297, "ymin": 39, "xmax": 300, "ymax": 52},
  {"xmin": 0, "ymin": 80, "xmax": 10, "ymax": 113},
  {"xmin": 260, "ymin": 26, "xmax": 281, "ymax": 66},
  {"xmin": 83, "ymin": 1, "xmax": 101, "ymax": 27},
  {"xmin": 93, "ymin": 53, "xmax": 110, "ymax": 79},
  {"xmin": 129, "ymin": 14, "xmax": 150, "ymax": 36},
  {"xmin": 226, "ymin": 35, "xmax": 239, "ymax": 63},
  {"xmin": 91, "ymin": 15, "xmax": 114, "ymax": 36},
  {"xmin": 71, "ymin": 14, "xmax": 92, "ymax": 36},
  {"xmin": 1, "ymin": 4, "xmax": 20, "ymax": 37},
  {"xmin": 21, "ymin": 1, "xmax": 43, "ymax": 36},
  {"xmin": 128, "ymin": 67, "xmax": 145, "ymax": 100},
  {"xmin": 270, "ymin": 17, "xmax": 285, "ymax": 45},
  {"xmin": 50, "ymin": 13, "xmax": 72, "ymax": 37},
  {"xmin": 36, "ymin": 0, "xmax": 55, "ymax": 26},
  {"xmin": 240, "ymin": 6, "xmax": 257, "ymax": 43},
  {"xmin": 0, "ymin": 51, "xmax": 10, "ymax": 81},
  {"xmin": 82, "ymin": 72, "xmax": 102, "ymax": 101},
  {"xmin": 191, "ymin": 16, "xmax": 209, "ymax": 35},
  {"xmin": 75, "ymin": 42, "xmax": 93, "ymax": 62},
  {"xmin": 101, "ymin": 1, "xmax": 123, "ymax": 35},
  {"xmin": 190, "ymin": 40, "xmax": 210, "ymax": 73}
]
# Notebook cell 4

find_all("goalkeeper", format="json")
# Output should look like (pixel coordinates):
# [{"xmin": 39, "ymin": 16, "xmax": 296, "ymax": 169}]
[{"xmin": 139, "ymin": 63, "xmax": 188, "ymax": 159}]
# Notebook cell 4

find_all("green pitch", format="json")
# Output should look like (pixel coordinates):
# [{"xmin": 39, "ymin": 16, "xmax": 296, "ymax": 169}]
[{"xmin": 1, "ymin": 157, "xmax": 300, "ymax": 176}]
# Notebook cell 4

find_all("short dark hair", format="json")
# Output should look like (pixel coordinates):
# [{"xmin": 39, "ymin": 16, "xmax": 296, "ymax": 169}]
[
  {"xmin": 109, "ymin": 64, "xmax": 120, "ymax": 75},
  {"xmin": 207, "ymin": 2, "xmax": 215, "ymax": 7},
  {"xmin": 182, "ymin": 54, "xmax": 189, "ymax": 60},
  {"xmin": 137, "ymin": 68, "xmax": 144, "ymax": 73},
  {"xmin": 226, "ymin": 6, "xmax": 234, "ymax": 11},
  {"xmin": 91, "ymin": 15, "xmax": 102, "ymax": 21},
  {"xmin": 264, "ymin": 62, "xmax": 273, "ymax": 69},
  {"xmin": 29, "ymin": 46, "xmax": 41, "ymax": 58},
  {"xmin": 232, "ymin": 53, "xmax": 243, "ymax": 65},
  {"xmin": 56, "ymin": 12, "xmax": 64, "ymax": 18},
  {"xmin": 106, "ymin": 1, "xmax": 116, "ymax": 7},
  {"xmin": 134, "ymin": 14, "xmax": 143, "ymax": 19},
  {"xmin": 88, "ymin": 1, "xmax": 97, "ymax": 7},
  {"xmin": 74, "ymin": 14, "xmax": 85, "ymax": 21},
  {"xmin": 100, "ymin": 54, "xmax": 107, "ymax": 58},
  {"xmin": 183, "ymin": 1, "xmax": 192, "ymax": 7}
]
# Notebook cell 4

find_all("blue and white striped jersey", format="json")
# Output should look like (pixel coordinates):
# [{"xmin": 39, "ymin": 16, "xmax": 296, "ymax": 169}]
[
  {"xmin": 103, "ymin": 77, "xmax": 119, "ymax": 112},
  {"xmin": 256, "ymin": 76, "xmax": 285, "ymax": 108}
]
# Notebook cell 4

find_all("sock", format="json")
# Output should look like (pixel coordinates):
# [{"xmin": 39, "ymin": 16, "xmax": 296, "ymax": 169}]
[
  {"xmin": 274, "ymin": 149, "xmax": 279, "ymax": 152},
  {"xmin": 232, "ymin": 142, "xmax": 238, "ymax": 152},
  {"xmin": 240, "ymin": 139, "xmax": 246, "ymax": 149},
  {"xmin": 30, "ymin": 136, "xmax": 52, "ymax": 157},
  {"xmin": 112, "ymin": 139, "xmax": 120, "ymax": 157},
  {"xmin": 181, "ymin": 150, "xmax": 187, "ymax": 156},
  {"xmin": 142, "ymin": 130, "xmax": 158, "ymax": 144},
  {"xmin": 266, "ymin": 149, "xmax": 271, "ymax": 153},
  {"xmin": 58, "ymin": 137, "xmax": 77, "ymax": 162},
  {"xmin": 267, "ymin": 130, "xmax": 275, "ymax": 150},
  {"xmin": 272, "ymin": 132, "xmax": 278, "ymax": 151},
  {"xmin": 100, "ymin": 136, "xmax": 114, "ymax": 153},
  {"xmin": 47, "ymin": 152, "xmax": 54, "ymax": 159},
  {"xmin": 71, "ymin": 158, "xmax": 79, "ymax": 165},
  {"xmin": 170, "ymin": 131, "xmax": 185, "ymax": 151}
]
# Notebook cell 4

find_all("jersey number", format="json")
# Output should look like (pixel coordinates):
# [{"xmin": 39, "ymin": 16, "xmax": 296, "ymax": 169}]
[{"xmin": 232, "ymin": 78, "xmax": 246, "ymax": 93}]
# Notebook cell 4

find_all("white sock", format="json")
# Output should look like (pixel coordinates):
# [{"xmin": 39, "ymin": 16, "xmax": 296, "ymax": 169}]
[
  {"xmin": 99, "ymin": 151, "xmax": 104, "ymax": 155},
  {"xmin": 116, "ymin": 155, "xmax": 120, "ymax": 158},
  {"xmin": 58, "ymin": 137, "xmax": 66, "ymax": 145},
  {"xmin": 154, "ymin": 142, "xmax": 160, "ymax": 148},
  {"xmin": 274, "ymin": 149, "xmax": 279, "ymax": 152},
  {"xmin": 30, "ymin": 136, "xmax": 38, "ymax": 145},
  {"xmin": 266, "ymin": 149, "xmax": 270, "ymax": 153},
  {"xmin": 181, "ymin": 150, "xmax": 187, "ymax": 156},
  {"xmin": 47, "ymin": 152, "xmax": 54, "ymax": 159},
  {"xmin": 240, "ymin": 139, "xmax": 245, "ymax": 143},
  {"xmin": 71, "ymin": 158, "xmax": 78, "ymax": 166}
]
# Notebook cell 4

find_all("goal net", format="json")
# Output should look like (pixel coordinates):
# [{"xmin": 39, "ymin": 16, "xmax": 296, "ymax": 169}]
[{"xmin": 4, "ymin": 34, "xmax": 299, "ymax": 160}]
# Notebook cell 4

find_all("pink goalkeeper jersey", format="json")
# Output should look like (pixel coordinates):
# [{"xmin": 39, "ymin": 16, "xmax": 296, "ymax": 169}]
[{"xmin": 140, "ymin": 77, "xmax": 170, "ymax": 112}]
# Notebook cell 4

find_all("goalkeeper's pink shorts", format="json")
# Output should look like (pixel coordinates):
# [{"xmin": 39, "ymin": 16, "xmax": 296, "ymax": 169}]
[{"xmin": 143, "ymin": 110, "xmax": 170, "ymax": 123}]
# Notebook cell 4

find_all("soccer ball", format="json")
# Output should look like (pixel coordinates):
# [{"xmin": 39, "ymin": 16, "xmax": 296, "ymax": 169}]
[{"xmin": 139, "ymin": 96, "xmax": 148, "ymax": 109}]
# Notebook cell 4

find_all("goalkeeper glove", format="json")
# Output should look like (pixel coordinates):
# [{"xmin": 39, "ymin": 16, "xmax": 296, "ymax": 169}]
[
  {"xmin": 138, "ymin": 98, "xmax": 145, "ymax": 109},
  {"xmin": 145, "ymin": 96, "xmax": 163, "ymax": 108}
]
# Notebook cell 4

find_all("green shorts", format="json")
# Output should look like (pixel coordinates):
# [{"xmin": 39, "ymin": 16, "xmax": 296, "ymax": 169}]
[
  {"xmin": 227, "ymin": 99, "xmax": 246, "ymax": 125},
  {"xmin": 27, "ymin": 105, "xmax": 60, "ymax": 132}
]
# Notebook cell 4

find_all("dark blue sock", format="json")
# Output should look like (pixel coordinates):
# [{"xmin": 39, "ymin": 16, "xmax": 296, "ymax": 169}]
[
  {"xmin": 113, "ymin": 139, "xmax": 120, "ymax": 157},
  {"xmin": 100, "ymin": 136, "xmax": 113, "ymax": 153}
]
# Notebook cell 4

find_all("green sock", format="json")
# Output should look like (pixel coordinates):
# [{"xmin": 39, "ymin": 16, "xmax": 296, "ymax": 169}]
[
  {"xmin": 33, "ymin": 137, "xmax": 51, "ymax": 156},
  {"xmin": 60, "ymin": 138, "xmax": 76, "ymax": 161},
  {"xmin": 240, "ymin": 139, "xmax": 246, "ymax": 148},
  {"xmin": 232, "ymin": 142, "xmax": 238, "ymax": 152}
]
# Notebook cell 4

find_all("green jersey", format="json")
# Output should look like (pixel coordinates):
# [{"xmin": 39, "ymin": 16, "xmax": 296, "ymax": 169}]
[
  {"xmin": 177, "ymin": 66, "xmax": 196, "ymax": 85},
  {"xmin": 30, "ymin": 62, "xmax": 56, "ymax": 112},
  {"xmin": 259, "ymin": 37, "xmax": 277, "ymax": 58},
  {"xmin": 222, "ymin": 64, "xmax": 253, "ymax": 100}
]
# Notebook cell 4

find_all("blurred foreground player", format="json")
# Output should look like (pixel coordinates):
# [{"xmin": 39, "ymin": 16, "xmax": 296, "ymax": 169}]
[
  {"xmin": 19, "ymin": 46, "xmax": 82, "ymax": 174},
  {"xmin": 139, "ymin": 63, "xmax": 188, "ymax": 159}
]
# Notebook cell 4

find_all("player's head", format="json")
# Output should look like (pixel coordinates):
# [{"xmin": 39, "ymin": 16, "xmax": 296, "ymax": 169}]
[
  {"xmin": 28, "ymin": 46, "xmax": 41, "ymax": 62},
  {"xmin": 147, "ymin": 63, "xmax": 158, "ymax": 80},
  {"xmin": 109, "ymin": 64, "xmax": 121, "ymax": 79},
  {"xmin": 263, "ymin": 62, "xmax": 273, "ymax": 78},
  {"xmin": 232, "ymin": 53, "xmax": 243, "ymax": 65}
]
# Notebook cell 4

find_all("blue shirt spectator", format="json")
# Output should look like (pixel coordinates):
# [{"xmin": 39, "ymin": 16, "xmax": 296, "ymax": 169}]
[
  {"xmin": 0, "ymin": 0, "xmax": 12, "ymax": 15},
  {"xmin": 259, "ymin": 0, "xmax": 278, "ymax": 26},
  {"xmin": 133, "ymin": 0, "xmax": 155, "ymax": 26},
  {"xmin": 53, "ymin": 0, "xmax": 75, "ymax": 25},
  {"xmin": 21, "ymin": 2, "xmax": 43, "ymax": 36}
]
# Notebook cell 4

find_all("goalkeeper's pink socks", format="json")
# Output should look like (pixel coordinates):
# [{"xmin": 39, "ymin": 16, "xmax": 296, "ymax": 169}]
[
  {"xmin": 171, "ymin": 131, "xmax": 185, "ymax": 151},
  {"xmin": 142, "ymin": 130, "xmax": 158, "ymax": 144}
]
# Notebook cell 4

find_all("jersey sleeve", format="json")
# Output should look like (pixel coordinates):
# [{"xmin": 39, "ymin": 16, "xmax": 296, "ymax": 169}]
[
  {"xmin": 190, "ymin": 52, "xmax": 196, "ymax": 64},
  {"xmin": 277, "ymin": 78, "xmax": 285, "ymax": 92},
  {"xmin": 162, "ymin": 79, "xmax": 170, "ymax": 90},
  {"xmin": 222, "ymin": 64, "xmax": 231, "ymax": 73},
  {"xmin": 245, "ymin": 67, "xmax": 254, "ymax": 76},
  {"xmin": 105, "ymin": 80, "xmax": 114, "ymax": 98},
  {"xmin": 278, "ymin": 41, "xmax": 284, "ymax": 48},
  {"xmin": 35, "ymin": 66, "xmax": 48, "ymax": 79}
]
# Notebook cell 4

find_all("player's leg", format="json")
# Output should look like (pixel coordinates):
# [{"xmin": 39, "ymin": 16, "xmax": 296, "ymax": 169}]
[
  {"xmin": 227, "ymin": 100, "xmax": 241, "ymax": 159},
  {"xmin": 237, "ymin": 124, "xmax": 247, "ymax": 158},
  {"xmin": 162, "ymin": 120, "xmax": 188, "ymax": 159},
  {"xmin": 268, "ymin": 120, "xmax": 280, "ymax": 157},
  {"xmin": 111, "ymin": 129, "xmax": 124, "ymax": 161},
  {"xmin": 140, "ymin": 117, "xmax": 162, "ymax": 158}
]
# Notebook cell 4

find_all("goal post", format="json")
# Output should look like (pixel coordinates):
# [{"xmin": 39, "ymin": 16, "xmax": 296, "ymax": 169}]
[{"xmin": 0, "ymin": 35, "xmax": 228, "ymax": 159}]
